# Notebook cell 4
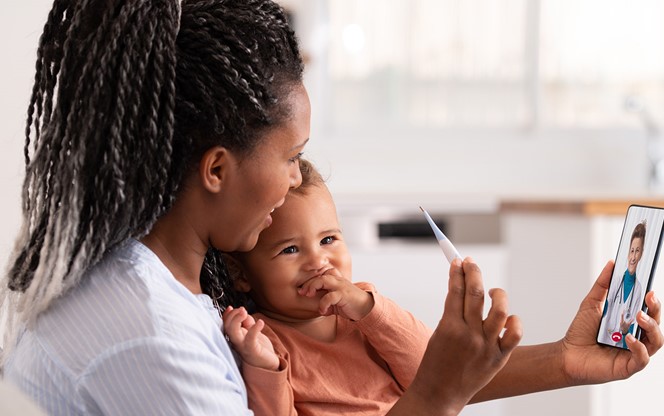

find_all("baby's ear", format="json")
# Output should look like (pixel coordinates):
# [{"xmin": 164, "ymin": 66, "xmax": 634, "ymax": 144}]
[
  {"xmin": 223, "ymin": 254, "xmax": 251, "ymax": 293},
  {"xmin": 234, "ymin": 276, "xmax": 251, "ymax": 293}
]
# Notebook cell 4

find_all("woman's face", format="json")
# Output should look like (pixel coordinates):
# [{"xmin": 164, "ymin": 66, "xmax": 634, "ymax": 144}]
[
  {"xmin": 210, "ymin": 84, "xmax": 310, "ymax": 252},
  {"xmin": 627, "ymin": 237, "xmax": 644, "ymax": 275}
]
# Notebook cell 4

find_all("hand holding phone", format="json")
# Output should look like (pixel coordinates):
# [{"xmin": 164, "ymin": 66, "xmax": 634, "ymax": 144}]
[{"xmin": 597, "ymin": 204, "xmax": 664, "ymax": 349}]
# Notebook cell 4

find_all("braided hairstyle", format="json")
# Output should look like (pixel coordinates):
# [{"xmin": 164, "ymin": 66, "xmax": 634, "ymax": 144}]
[{"xmin": 2, "ymin": 0, "xmax": 303, "ymax": 333}]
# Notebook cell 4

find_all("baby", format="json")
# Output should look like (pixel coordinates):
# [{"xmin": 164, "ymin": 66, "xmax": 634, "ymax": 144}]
[{"xmin": 222, "ymin": 159, "xmax": 432, "ymax": 415}]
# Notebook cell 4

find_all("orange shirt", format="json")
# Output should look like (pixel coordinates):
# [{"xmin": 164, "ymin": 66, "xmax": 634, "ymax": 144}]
[{"xmin": 241, "ymin": 283, "xmax": 432, "ymax": 416}]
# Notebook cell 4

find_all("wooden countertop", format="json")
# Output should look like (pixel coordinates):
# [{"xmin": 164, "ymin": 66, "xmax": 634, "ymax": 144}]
[
  {"xmin": 332, "ymin": 192, "xmax": 664, "ymax": 217},
  {"xmin": 500, "ymin": 199, "xmax": 664, "ymax": 216}
]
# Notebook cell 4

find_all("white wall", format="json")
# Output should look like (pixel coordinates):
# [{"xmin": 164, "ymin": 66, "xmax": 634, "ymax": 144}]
[{"xmin": 304, "ymin": 128, "xmax": 652, "ymax": 200}]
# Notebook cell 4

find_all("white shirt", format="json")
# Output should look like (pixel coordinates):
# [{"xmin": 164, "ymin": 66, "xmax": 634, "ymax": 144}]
[
  {"xmin": 597, "ymin": 272, "xmax": 644, "ymax": 347},
  {"xmin": 4, "ymin": 239, "xmax": 252, "ymax": 415}
]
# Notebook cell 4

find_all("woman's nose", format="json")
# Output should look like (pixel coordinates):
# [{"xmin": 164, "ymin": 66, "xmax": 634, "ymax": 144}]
[{"xmin": 290, "ymin": 161, "xmax": 303, "ymax": 189}]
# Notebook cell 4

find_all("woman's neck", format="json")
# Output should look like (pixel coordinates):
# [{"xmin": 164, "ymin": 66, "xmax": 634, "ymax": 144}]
[{"xmin": 141, "ymin": 209, "xmax": 208, "ymax": 294}]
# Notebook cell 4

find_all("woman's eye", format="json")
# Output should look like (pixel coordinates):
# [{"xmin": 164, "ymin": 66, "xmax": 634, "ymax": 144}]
[
  {"xmin": 281, "ymin": 246, "xmax": 298, "ymax": 255},
  {"xmin": 321, "ymin": 236, "xmax": 334, "ymax": 245},
  {"xmin": 289, "ymin": 152, "xmax": 304, "ymax": 163}
]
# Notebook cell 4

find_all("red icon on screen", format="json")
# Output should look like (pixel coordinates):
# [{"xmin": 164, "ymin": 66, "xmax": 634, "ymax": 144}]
[{"xmin": 611, "ymin": 332, "xmax": 623, "ymax": 342}]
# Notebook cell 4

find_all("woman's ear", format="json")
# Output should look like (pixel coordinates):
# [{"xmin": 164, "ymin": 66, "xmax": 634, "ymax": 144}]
[
  {"xmin": 199, "ymin": 146, "xmax": 231, "ymax": 193},
  {"xmin": 224, "ymin": 254, "xmax": 252, "ymax": 293}
]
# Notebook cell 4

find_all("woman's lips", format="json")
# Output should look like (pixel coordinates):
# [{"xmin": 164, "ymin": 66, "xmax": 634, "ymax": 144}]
[{"xmin": 265, "ymin": 207, "xmax": 278, "ymax": 227}]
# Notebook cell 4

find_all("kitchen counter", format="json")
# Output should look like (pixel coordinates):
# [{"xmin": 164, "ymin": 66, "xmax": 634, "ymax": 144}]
[{"xmin": 500, "ymin": 198, "xmax": 664, "ymax": 216}]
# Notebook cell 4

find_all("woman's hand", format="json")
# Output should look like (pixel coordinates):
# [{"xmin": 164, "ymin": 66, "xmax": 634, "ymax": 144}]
[
  {"xmin": 222, "ymin": 306, "xmax": 280, "ymax": 371},
  {"xmin": 561, "ymin": 260, "xmax": 663, "ymax": 385},
  {"xmin": 388, "ymin": 257, "xmax": 522, "ymax": 416}
]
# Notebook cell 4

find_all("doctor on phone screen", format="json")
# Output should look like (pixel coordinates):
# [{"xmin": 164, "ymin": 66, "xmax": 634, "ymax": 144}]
[{"xmin": 600, "ymin": 221, "xmax": 646, "ymax": 348}]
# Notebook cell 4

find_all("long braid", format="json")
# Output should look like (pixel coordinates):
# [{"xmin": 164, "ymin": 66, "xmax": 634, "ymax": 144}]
[
  {"xmin": 2, "ymin": 0, "xmax": 303, "ymax": 357},
  {"xmin": 2, "ymin": 0, "xmax": 180, "ymax": 342}
]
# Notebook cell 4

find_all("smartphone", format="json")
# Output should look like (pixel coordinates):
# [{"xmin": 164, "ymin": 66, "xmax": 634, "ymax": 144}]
[{"xmin": 597, "ymin": 204, "xmax": 664, "ymax": 349}]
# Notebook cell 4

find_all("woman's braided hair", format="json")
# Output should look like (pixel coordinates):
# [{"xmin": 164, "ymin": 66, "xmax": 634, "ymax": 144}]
[{"xmin": 2, "ymin": 0, "xmax": 303, "ymax": 328}]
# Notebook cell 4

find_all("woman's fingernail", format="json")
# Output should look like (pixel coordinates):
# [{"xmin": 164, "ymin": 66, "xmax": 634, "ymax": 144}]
[{"xmin": 653, "ymin": 292, "xmax": 659, "ymax": 305}]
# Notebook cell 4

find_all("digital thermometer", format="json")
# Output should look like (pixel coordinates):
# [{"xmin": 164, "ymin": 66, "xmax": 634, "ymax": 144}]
[{"xmin": 420, "ymin": 206, "xmax": 462, "ymax": 263}]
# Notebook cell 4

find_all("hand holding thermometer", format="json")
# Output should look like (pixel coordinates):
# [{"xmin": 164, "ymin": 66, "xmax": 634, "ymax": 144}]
[{"xmin": 420, "ymin": 206, "xmax": 462, "ymax": 263}]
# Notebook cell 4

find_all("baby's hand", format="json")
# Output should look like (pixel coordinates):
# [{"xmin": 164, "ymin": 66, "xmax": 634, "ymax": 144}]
[
  {"xmin": 298, "ymin": 273, "xmax": 375, "ymax": 321},
  {"xmin": 222, "ymin": 306, "xmax": 279, "ymax": 371}
]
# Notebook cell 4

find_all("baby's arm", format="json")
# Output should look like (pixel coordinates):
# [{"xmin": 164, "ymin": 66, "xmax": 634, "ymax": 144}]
[
  {"xmin": 225, "ymin": 309, "xmax": 297, "ymax": 415},
  {"xmin": 298, "ymin": 273, "xmax": 374, "ymax": 320},
  {"xmin": 353, "ymin": 283, "xmax": 432, "ymax": 390},
  {"xmin": 222, "ymin": 306, "xmax": 279, "ymax": 371}
]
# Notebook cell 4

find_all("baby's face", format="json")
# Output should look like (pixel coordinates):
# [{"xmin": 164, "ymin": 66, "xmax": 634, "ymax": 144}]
[
  {"xmin": 239, "ymin": 184, "xmax": 352, "ymax": 321},
  {"xmin": 627, "ymin": 237, "xmax": 643, "ymax": 275}
]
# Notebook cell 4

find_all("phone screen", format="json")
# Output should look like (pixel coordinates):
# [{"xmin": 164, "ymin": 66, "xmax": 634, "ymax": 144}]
[{"xmin": 597, "ymin": 204, "xmax": 664, "ymax": 349}]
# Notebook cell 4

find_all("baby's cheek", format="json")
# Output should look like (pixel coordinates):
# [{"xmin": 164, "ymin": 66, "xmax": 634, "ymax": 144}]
[
  {"xmin": 341, "ymin": 265, "xmax": 353, "ymax": 281},
  {"xmin": 342, "ymin": 255, "xmax": 353, "ymax": 281}
]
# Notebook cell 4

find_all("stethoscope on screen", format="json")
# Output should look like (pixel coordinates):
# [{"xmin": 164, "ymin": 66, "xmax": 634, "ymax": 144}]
[{"xmin": 612, "ymin": 274, "xmax": 637, "ymax": 323}]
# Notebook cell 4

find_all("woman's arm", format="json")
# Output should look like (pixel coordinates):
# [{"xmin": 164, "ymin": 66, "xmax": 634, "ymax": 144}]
[
  {"xmin": 81, "ymin": 338, "xmax": 254, "ymax": 415},
  {"xmin": 473, "ymin": 261, "xmax": 663, "ymax": 402}
]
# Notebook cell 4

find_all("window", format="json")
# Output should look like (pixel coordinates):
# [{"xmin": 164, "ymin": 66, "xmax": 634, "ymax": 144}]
[{"xmin": 306, "ymin": 0, "xmax": 664, "ymax": 132}]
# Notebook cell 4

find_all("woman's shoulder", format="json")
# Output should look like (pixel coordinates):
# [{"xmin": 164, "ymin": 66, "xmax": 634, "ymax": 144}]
[{"xmin": 29, "ymin": 239, "xmax": 219, "ymax": 373}]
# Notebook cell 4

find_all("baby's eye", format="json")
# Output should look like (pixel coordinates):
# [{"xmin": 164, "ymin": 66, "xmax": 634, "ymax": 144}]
[
  {"xmin": 281, "ymin": 246, "xmax": 298, "ymax": 255},
  {"xmin": 321, "ymin": 236, "xmax": 334, "ymax": 245}
]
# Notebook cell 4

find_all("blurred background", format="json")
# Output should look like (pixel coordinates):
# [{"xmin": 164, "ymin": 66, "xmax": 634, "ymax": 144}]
[
  {"xmin": 2, "ymin": 1, "xmax": 664, "ymax": 415},
  {"xmin": 286, "ymin": 0, "xmax": 664, "ymax": 197}
]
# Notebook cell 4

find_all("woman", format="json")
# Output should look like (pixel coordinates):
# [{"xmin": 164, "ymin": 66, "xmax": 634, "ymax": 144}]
[
  {"xmin": 0, "ymin": 1, "xmax": 514, "ymax": 413},
  {"xmin": 1, "ymin": 1, "xmax": 662, "ymax": 415}
]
